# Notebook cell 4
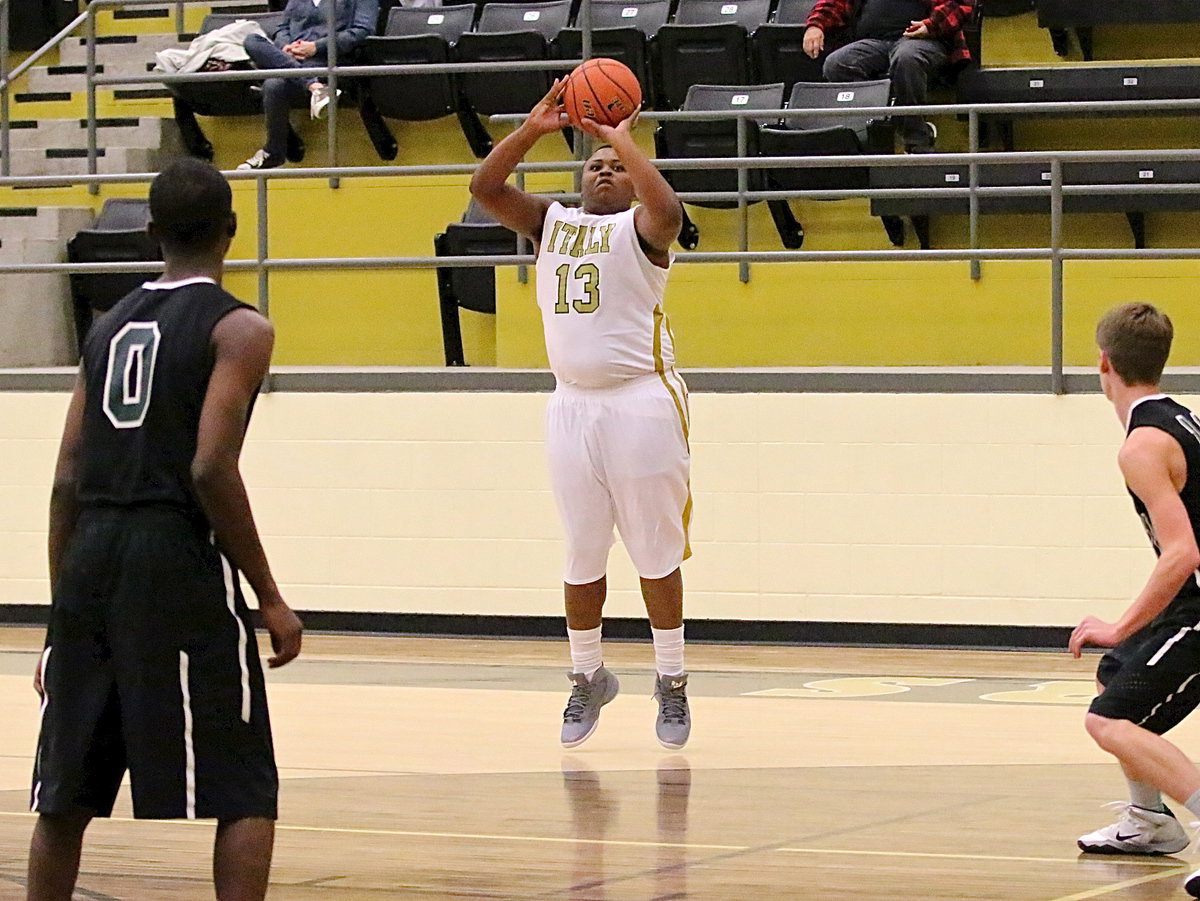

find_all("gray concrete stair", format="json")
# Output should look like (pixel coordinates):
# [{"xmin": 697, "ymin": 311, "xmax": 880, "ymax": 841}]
[{"xmin": 0, "ymin": 209, "xmax": 97, "ymax": 366}]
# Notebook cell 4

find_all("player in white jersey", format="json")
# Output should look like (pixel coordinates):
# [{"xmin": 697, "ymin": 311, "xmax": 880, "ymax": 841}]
[{"xmin": 470, "ymin": 80, "xmax": 692, "ymax": 750}]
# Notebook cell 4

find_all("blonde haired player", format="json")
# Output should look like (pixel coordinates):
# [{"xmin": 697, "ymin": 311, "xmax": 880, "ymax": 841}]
[{"xmin": 470, "ymin": 79, "xmax": 692, "ymax": 750}]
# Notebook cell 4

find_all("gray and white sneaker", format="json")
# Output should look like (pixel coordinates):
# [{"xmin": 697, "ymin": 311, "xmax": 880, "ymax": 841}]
[
  {"xmin": 654, "ymin": 673, "xmax": 691, "ymax": 750},
  {"xmin": 561, "ymin": 666, "xmax": 619, "ymax": 748},
  {"xmin": 1077, "ymin": 804, "xmax": 1189, "ymax": 855}
]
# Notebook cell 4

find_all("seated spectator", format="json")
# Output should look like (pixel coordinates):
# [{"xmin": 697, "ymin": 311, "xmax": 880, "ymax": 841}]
[
  {"xmin": 802, "ymin": 0, "xmax": 973, "ymax": 153},
  {"xmin": 238, "ymin": 0, "xmax": 379, "ymax": 170}
]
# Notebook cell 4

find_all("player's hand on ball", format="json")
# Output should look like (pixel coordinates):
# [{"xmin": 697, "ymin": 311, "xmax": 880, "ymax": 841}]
[
  {"xmin": 525, "ymin": 78, "xmax": 570, "ymax": 135},
  {"xmin": 261, "ymin": 599, "xmax": 304, "ymax": 668},
  {"xmin": 1069, "ymin": 616, "xmax": 1122, "ymax": 658},
  {"xmin": 579, "ymin": 105, "xmax": 640, "ymax": 142}
]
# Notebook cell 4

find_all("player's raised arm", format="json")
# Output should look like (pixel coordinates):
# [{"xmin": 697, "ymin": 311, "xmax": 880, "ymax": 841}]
[
  {"xmin": 469, "ymin": 79, "xmax": 568, "ymax": 240},
  {"xmin": 579, "ymin": 110, "xmax": 682, "ymax": 256},
  {"xmin": 192, "ymin": 308, "xmax": 302, "ymax": 667}
]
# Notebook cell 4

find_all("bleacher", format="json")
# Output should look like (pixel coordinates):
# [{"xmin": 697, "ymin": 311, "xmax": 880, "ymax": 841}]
[{"xmin": 1, "ymin": 0, "xmax": 1199, "ymax": 369}]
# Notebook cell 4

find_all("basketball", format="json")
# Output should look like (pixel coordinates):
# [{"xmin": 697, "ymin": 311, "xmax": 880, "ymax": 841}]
[{"xmin": 562, "ymin": 58, "xmax": 642, "ymax": 129}]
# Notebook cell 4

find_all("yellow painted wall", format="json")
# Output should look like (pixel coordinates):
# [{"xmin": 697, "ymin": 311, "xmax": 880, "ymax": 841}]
[{"xmin": 4, "ymin": 7, "xmax": 1199, "ymax": 366}]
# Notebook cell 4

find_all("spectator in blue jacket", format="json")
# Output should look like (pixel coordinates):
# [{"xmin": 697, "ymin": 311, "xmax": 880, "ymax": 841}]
[{"xmin": 238, "ymin": 0, "xmax": 378, "ymax": 170}]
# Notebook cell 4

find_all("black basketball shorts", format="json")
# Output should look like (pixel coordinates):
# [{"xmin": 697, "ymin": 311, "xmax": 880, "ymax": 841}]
[
  {"xmin": 31, "ymin": 508, "xmax": 278, "ymax": 820},
  {"xmin": 1090, "ymin": 609, "xmax": 1200, "ymax": 735}
]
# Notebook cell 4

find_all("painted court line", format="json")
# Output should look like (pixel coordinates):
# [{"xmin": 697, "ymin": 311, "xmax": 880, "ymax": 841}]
[
  {"xmin": 1044, "ymin": 866, "xmax": 1190, "ymax": 901},
  {"xmin": 0, "ymin": 810, "xmax": 1180, "ymax": 868}
]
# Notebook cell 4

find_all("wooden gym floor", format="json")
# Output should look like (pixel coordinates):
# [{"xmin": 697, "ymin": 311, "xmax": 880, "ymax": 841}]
[{"xmin": 2, "ymin": 626, "xmax": 1200, "ymax": 900}]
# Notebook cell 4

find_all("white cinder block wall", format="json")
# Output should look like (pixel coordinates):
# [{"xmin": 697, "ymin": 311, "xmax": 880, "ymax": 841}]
[{"xmin": 0, "ymin": 391, "xmax": 1168, "ymax": 626}]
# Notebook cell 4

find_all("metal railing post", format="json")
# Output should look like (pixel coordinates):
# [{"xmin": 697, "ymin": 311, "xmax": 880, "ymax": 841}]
[
  {"xmin": 174, "ymin": 0, "xmax": 184, "ymax": 37},
  {"xmin": 574, "ymin": 0, "xmax": 594, "ymax": 173},
  {"xmin": 1050, "ymin": 158, "xmax": 1064, "ymax": 395},
  {"xmin": 325, "ymin": 0, "xmax": 339, "ymax": 186},
  {"xmin": 516, "ymin": 169, "xmax": 528, "ymax": 284},
  {"xmin": 1, "ymin": 0, "xmax": 10, "ymax": 178},
  {"xmin": 736, "ymin": 114, "xmax": 749, "ymax": 283},
  {"xmin": 257, "ymin": 175, "xmax": 272, "ymax": 391},
  {"xmin": 86, "ymin": 4, "xmax": 98, "ymax": 193},
  {"xmin": 968, "ymin": 109, "xmax": 981, "ymax": 281}
]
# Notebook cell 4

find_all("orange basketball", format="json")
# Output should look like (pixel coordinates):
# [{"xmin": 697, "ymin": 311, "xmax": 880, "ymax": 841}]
[{"xmin": 562, "ymin": 58, "xmax": 642, "ymax": 128}]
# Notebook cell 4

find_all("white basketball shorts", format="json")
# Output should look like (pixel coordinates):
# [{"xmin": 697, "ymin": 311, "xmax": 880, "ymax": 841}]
[{"xmin": 546, "ymin": 371, "xmax": 692, "ymax": 584}]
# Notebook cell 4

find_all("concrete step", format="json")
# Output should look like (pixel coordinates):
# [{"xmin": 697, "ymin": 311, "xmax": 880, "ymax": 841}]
[
  {"xmin": 4, "ymin": 116, "xmax": 178, "ymax": 152},
  {"xmin": 0, "ymin": 211, "xmax": 101, "ymax": 366},
  {"xmin": 59, "ymin": 33, "xmax": 185, "ymax": 68},
  {"xmin": 26, "ymin": 58, "xmax": 160, "ymax": 93},
  {"xmin": 0, "ymin": 208, "xmax": 93, "ymax": 244},
  {"xmin": 2, "ymin": 146, "xmax": 161, "ymax": 177}
]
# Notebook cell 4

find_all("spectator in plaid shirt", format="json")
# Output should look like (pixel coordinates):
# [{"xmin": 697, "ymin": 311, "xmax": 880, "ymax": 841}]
[{"xmin": 803, "ymin": 0, "xmax": 974, "ymax": 152}]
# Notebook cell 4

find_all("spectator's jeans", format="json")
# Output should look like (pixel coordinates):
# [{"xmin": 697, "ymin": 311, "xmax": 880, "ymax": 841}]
[
  {"xmin": 245, "ymin": 33, "xmax": 324, "ymax": 158},
  {"xmin": 822, "ymin": 37, "xmax": 949, "ymax": 150}
]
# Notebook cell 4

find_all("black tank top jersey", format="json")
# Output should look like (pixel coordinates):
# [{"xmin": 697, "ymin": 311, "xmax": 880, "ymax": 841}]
[
  {"xmin": 1127, "ymin": 395, "xmax": 1200, "ymax": 602},
  {"xmin": 76, "ymin": 278, "xmax": 255, "ymax": 521}
]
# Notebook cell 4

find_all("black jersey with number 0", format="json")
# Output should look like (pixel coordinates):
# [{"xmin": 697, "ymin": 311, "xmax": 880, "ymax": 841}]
[
  {"xmin": 1127, "ymin": 394, "xmax": 1200, "ymax": 602},
  {"xmin": 76, "ymin": 277, "xmax": 254, "ymax": 521}
]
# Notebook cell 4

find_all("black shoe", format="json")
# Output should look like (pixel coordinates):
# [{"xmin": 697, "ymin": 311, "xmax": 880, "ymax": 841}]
[
  {"xmin": 286, "ymin": 133, "xmax": 306, "ymax": 163},
  {"xmin": 904, "ymin": 121, "xmax": 937, "ymax": 154}
]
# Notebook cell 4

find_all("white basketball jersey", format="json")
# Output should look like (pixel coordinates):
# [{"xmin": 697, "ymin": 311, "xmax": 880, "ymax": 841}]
[{"xmin": 536, "ymin": 201, "xmax": 675, "ymax": 389}]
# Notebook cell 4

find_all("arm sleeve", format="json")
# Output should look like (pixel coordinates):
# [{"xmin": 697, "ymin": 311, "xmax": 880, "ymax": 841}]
[
  {"xmin": 273, "ymin": 1, "xmax": 298, "ymax": 47},
  {"xmin": 317, "ymin": 0, "xmax": 378, "ymax": 55},
  {"xmin": 805, "ymin": 0, "xmax": 853, "ymax": 32},
  {"xmin": 925, "ymin": 1, "xmax": 972, "ymax": 37}
]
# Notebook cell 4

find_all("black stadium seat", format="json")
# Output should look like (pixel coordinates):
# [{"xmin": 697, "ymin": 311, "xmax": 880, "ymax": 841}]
[
  {"xmin": 67, "ymin": 199, "xmax": 161, "ymax": 356},
  {"xmin": 358, "ymin": 5, "xmax": 492, "ymax": 158},
  {"xmin": 455, "ymin": 0, "xmax": 572, "ymax": 121},
  {"xmin": 655, "ymin": 82, "xmax": 802, "ymax": 249},
  {"xmin": 759, "ymin": 79, "xmax": 903, "ymax": 246},
  {"xmin": 552, "ymin": 0, "xmax": 669, "ymax": 100},
  {"xmin": 869, "ymin": 159, "xmax": 1200, "ymax": 249},
  {"xmin": 434, "ymin": 204, "xmax": 520, "ymax": 366},
  {"xmin": 651, "ymin": 0, "xmax": 770, "ymax": 110},
  {"xmin": 750, "ymin": 0, "xmax": 825, "ymax": 96},
  {"xmin": 957, "ymin": 63, "xmax": 1200, "ymax": 150},
  {"xmin": 1036, "ymin": 0, "xmax": 1200, "ymax": 59}
]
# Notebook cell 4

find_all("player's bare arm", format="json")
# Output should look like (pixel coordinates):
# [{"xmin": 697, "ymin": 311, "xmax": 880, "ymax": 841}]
[
  {"xmin": 37, "ymin": 369, "xmax": 87, "ymax": 697},
  {"xmin": 193, "ymin": 307, "xmax": 302, "ymax": 668},
  {"xmin": 469, "ymin": 79, "xmax": 567, "ymax": 240},
  {"xmin": 580, "ymin": 111, "xmax": 682, "ymax": 260},
  {"xmin": 1070, "ymin": 428, "xmax": 1200, "ymax": 657}
]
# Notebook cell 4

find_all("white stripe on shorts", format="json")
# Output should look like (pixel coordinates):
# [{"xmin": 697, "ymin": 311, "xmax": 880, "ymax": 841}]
[
  {"xmin": 1146, "ymin": 626, "xmax": 1191, "ymax": 667},
  {"xmin": 180, "ymin": 651, "xmax": 196, "ymax": 819},
  {"xmin": 31, "ymin": 645, "xmax": 51, "ymax": 812},
  {"xmin": 215, "ymin": 539, "xmax": 251, "ymax": 724}
]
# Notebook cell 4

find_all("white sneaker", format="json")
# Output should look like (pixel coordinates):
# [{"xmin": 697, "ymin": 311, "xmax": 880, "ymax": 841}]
[
  {"xmin": 309, "ymin": 84, "xmax": 341, "ymax": 119},
  {"xmin": 1077, "ymin": 804, "xmax": 1189, "ymax": 855},
  {"xmin": 236, "ymin": 149, "xmax": 283, "ymax": 171}
]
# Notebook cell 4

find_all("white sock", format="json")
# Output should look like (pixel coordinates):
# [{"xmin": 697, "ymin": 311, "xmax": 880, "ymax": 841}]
[
  {"xmin": 567, "ymin": 626, "xmax": 603, "ymax": 679},
  {"xmin": 652, "ymin": 625, "xmax": 685, "ymax": 677},
  {"xmin": 1128, "ymin": 779, "xmax": 1163, "ymax": 812},
  {"xmin": 1185, "ymin": 789, "xmax": 1200, "ymax": 821}
]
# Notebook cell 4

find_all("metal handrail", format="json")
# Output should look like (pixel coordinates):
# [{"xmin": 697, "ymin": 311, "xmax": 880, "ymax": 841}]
[{"xmin": 5, "ymin": 0, "xmax": 1200, "ymax": 389}]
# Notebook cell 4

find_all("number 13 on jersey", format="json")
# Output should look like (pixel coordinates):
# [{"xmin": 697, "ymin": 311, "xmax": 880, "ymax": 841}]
[{"xmin": 554, "ymin": 263, "xmax": 600, "ymax": 314}]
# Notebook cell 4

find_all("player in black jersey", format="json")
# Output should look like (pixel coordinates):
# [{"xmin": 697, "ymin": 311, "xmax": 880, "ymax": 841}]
[
  {"xmin": 26, "ymin": 158, "xmax": 302, "ymax": 901},
  {"xmin": 1071, "ymin": 303, "xmax": 1200, "ymax": 891}
]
